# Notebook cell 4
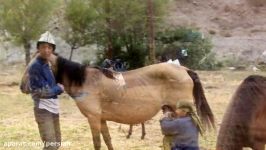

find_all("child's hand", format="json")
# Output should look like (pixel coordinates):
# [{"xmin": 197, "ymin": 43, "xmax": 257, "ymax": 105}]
[
  {"xmin": 161, "ymin": 105, "xmax": 174, "ymax": 114},
  {"xmin": 160, "ymin": 112, "xmax": 173, "ymax": 120},
  {"xmin": 161, "ymin": 105, "xmax": 176, "ymax": 120},
  {"xmin": 164, "ymin": 112, "xmax": 172, "ymax": 118}
]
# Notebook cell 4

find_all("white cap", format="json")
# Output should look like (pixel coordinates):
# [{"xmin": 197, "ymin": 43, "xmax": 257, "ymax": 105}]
[{"xmin": 38, "ymin": 31, "xmax": 55, "ymax": 45}]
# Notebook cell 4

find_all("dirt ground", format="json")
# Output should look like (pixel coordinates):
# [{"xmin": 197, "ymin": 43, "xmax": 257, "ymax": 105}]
[{"xmin": 0, "ymin": 64, "xmax": 265, "ymax": 150}]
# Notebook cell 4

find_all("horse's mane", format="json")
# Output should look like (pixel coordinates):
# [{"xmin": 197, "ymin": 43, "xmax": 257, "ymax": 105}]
[
  {"xmin": 56, "ymin": 56, "xmax": 114, "ymax": 86},
  {"xmin": 217, "ymin": 75, "xmax": 266, "ymax": 149}
]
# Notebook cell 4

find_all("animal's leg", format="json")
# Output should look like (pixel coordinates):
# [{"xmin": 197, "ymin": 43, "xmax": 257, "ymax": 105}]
[
  {"xmin": 101, "ymin": 120, "xmax": 114, "ymax": 150},
  {"xmin": 141, "ymin": 123, "xmax": 146, "ymax": 140},
  {"xmin": 118, "ymin": 124, "xmax": 122, "ymax": 131},
  {"xmin": 88, "ymin": 117, "xmax": 101, "ymax": 150},
  {"xmin": 126, "ymin": 125, "xmax": 133, "ymax": 139}
]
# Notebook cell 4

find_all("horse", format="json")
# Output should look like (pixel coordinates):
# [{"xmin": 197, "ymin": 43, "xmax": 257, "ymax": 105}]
[
  {"xmin": 101, "ymin": 58, "xmax": 146, "ymax": 139},
  {"xmin": 216, "ymin": 75, "xmax": 266, "ymax": 150},
  {"xmin": 21, "ymin": 54, "xmax": 215, "ymax": 150}
]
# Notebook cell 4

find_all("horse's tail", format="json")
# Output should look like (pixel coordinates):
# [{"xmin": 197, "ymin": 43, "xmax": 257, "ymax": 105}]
[{"xmin": 186, "ymin": 70, "xmax": 215, "ymax": 129}]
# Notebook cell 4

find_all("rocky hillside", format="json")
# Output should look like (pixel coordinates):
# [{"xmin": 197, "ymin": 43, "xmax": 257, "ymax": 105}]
[
  {"xmin": 167, "ymin": 0, "xmax": 266, "ymax": 64},
  {"xmin": 2, "ymin": 0, "xmax": 266, "ymax": 65}
]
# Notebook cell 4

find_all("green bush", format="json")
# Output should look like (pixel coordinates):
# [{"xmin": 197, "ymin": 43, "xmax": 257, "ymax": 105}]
[
  {"xmin": 156, "ymin": 27, "xmax": 221, "ymax": 70},
  {"xmin": 95, "ymin": 33, "xmax": 147, "ymax": 70}
]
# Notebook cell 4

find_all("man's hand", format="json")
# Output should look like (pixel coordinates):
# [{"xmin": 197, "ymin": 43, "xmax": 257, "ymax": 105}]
[{"xmin": 57, "ymin": 83, "xmax": 64, "ymax": 92}]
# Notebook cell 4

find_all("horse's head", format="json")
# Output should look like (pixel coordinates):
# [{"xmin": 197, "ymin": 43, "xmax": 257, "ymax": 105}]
[
  {"xmin": 21, "ymin": 53, "xmax": 116, "ymax": 96},
  {"xmin": 50, "ymin": 55, "xmax": 116, "ymax": 86}
]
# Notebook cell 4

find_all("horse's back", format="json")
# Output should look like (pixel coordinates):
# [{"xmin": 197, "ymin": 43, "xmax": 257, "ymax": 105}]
[
  {"xmin": 101, "ymin": 63, "xmax": 193, "ymax": 104},
  {"xmin": 98, "ymin": 63, "xmax": 194, "ymax": 124}
]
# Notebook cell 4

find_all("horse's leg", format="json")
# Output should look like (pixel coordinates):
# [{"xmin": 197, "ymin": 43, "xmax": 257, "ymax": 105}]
[
  {"xmin": 126, "ymin": 125, "xmax": 133, "ymax": 139},
  {"xmin": 101, "ymin": 120, "xmax": 114, "ymax": 150},
  {"xmin": 88, "ymin": 117, "xmax": 101, "ymax": 150},
  {"xmin": 141, "ymin": 123, "xmax": 146, "ymax": 140}
]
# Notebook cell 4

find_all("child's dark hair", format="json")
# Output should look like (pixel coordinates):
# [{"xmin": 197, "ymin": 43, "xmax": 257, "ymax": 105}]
[
  {"xmin": 161, "ymin": 105, "xmax": 174, "ymax": 113},
  {"xmin": 37, "ymin": 42, "xmax": 56, "ymax": 51}
]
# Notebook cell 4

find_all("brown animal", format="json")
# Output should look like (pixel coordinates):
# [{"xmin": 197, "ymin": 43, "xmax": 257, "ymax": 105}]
[
  {"xmin": 216, "ymin": 75, "xmax": 266, "ymax": 150},
  {"xmin": 21, "ymin": 54, "xmax": 215, "ymax": 150}
]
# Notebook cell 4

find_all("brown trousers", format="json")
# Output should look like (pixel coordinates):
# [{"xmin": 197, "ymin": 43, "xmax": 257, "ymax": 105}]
[{"xmin": 34, "ymin": 107, "xmax": 61, "ymax": 150}]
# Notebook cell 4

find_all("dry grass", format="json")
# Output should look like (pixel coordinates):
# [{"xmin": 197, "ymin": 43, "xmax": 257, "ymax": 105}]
[{"xmin": 1, "ymin": 65, "xmax": 266, "ymax": 150}]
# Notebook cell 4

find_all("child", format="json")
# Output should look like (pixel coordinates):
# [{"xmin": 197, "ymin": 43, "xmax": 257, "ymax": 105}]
[
  {"xmin": 160, "ymin": 105, "xmax": 176, "ymax": 150},
  {"xmin": 160, "ymin": 101, "xmax": 204, "ymax": 150}
]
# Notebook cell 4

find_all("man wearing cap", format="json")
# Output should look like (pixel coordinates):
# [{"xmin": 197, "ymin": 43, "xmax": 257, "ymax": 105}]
[
  {"xmin": 160, "ymin": 101, "xmax": 204, "ymax": 150},
  {"xmin": 28, "ymin": 31, "xmax": 64, "ymax": 150}
]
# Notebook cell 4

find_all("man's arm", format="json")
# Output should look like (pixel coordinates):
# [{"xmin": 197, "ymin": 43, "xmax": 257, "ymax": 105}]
[{"xmin": 29, "ymin": 64, "xmax": 63, "ymax": 98}]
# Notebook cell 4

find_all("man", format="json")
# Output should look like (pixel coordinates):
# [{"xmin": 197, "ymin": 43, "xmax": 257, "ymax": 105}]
[
  {"xmin": 160, "ymin": 105, "xmax": 176, "ymax": 150},
  {"xmin": 28, "ymin": 31, "xmax": 64, "ymax": 150},
  {"xmin": 160, "ymin": 101, "xmax": 204, "ymax": 150}
]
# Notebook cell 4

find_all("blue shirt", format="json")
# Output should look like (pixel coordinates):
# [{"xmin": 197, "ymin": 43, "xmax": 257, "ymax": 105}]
[
  {"xmin": 160, "ymin": 116, "xmax": 199, "ymax": 148},
  {"xmin": 28, "ymin": 57, "xmax": 63, "ymax": 106}
]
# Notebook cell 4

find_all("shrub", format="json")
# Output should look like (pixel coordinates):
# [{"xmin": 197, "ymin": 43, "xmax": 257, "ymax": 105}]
[{"xmin": 156, "ymin": 27, "xmax": 221, "ymax": 70}]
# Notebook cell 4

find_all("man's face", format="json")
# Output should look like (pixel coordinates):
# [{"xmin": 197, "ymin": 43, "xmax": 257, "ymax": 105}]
[{"xmin": 38, "ymin": 43, "xmax": 53, "ymax": 59}]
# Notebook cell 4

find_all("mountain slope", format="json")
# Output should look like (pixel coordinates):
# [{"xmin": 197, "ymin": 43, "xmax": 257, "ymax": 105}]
[{"xmin": 166, "ymin": 0, "xmax": 266, "ymax": 63}]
